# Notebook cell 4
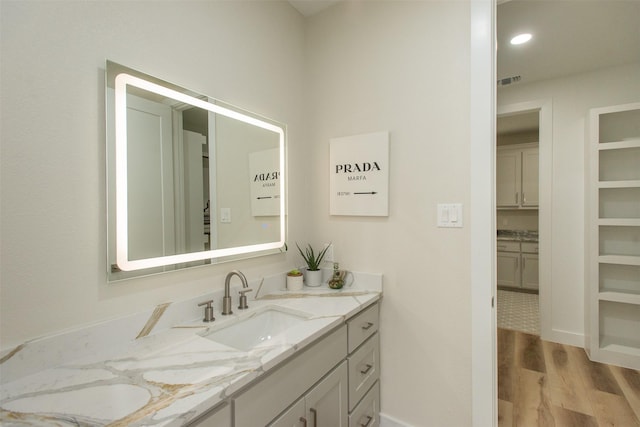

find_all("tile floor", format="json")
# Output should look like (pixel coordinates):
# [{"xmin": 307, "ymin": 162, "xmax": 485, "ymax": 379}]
[{"xmin": 497, "ymin": 289, "xmax": 539, "ymax": 335}]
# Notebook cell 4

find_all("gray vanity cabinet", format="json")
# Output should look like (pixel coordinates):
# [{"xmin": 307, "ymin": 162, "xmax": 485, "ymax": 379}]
[
  {"xmin": 268, "ymin": 398, "xmax": 306, "ymax": 426},
  {"xmin": 187, "ymin": 301, "xmax": 381, "ymax": 427},
  {"xmin": 346, "ymin": 304, "xmax": 380, "ymax": 427},
  {"xmin": 234, "ymin": 325, "xmax": 347, "ymax": 426},
  {"xmin": 189, "ymin": 402, "xmax": 232, "ymax": 427},
  {"xmin": 269, "ymin": 361, "xmax": 348, "ymax": 427}
]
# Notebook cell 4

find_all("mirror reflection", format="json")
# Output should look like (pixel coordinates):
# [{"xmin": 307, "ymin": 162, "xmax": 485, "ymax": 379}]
[{"xmin": 106, "ymin": 61, "xmax": 285, "ymax": 279}]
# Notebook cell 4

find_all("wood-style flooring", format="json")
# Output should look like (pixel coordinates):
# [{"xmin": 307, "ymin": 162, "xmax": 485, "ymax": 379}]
[{"xmin": 498, "ymin": 328, "xmax": 640, "ymax": 427}]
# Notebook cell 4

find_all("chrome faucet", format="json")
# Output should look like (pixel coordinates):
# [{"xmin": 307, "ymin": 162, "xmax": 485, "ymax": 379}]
[{"xmin": 222, "ymin": 270, "xmax": 252, "ymax": 315}]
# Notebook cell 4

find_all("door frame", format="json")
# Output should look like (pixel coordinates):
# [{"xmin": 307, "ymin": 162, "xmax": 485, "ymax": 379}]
[
  {"xmin": 497, "ymin": 99, "xmax": 553, "ymax": 342},
  {"xmin": 470, "ymin": 1, "xmax": 497, "ymax": 425}
]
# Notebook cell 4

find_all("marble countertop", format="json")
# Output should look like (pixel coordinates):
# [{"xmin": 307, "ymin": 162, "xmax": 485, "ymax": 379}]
[
  {"xmin": 496, "ymin": 230, "xmax": 539, "ymax": 243},
  {"xmin": 0, "ymin": 273, "xmax": 381, "ymax": 426}
]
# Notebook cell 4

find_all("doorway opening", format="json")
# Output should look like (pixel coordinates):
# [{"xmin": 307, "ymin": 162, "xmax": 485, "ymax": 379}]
[{"xmin": 496, "ymin": 110, "xmax": 540, "ymax": 335}]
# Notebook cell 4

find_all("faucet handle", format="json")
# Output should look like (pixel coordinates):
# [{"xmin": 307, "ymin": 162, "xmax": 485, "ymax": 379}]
[
  {"xmin": 238, "ymin": 288, "xmax": 253, "ymax": 310},
  {"xmin": 198, "ymin": 299, "xmax": 215, "ymax": 322}
]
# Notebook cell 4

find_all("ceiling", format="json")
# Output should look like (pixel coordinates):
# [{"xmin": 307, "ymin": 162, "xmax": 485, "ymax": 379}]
[
  {"xmin": 498, "ymin": 0, "xmax": 639, "ymax": 135},
  {"xmin": 497, "ymin": 0, "xmax": 640, "ymax": 86},
  {"xmin": 288, "ymin": 0, "xmax": 639, "ymax": 134},
  {"xmin": 290, "ymin": 0, "xmax": 639, "ymax": 85}
]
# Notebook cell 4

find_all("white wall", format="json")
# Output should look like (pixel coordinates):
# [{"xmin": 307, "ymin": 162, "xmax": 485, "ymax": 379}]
[
  {"xmin": 305, "ymin": 2, "xmax": 472, "ymax": 425},
  {"xmin": 498, "ymin": 63, "xmax": 640, "ymax": 342},
  {"xmin": 2, "ymin": 1, "xmax": 479, "ymax": 424},
  {"xmin": 0, "ymin": 1, "xmax": 306, "ymax": 350}
]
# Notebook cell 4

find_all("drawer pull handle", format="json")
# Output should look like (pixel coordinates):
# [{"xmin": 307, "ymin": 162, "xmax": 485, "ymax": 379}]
[
  {"xmin": 360, "ymin": 415, "xmax": 374, "ymax": 427},
  {"xmin": 310, "ymin": 408, "xmax": 317, "ymax": 426},
  {"xmin": 362, "ymin": 322, "xmax": 374, "ymax": 330},
  {"xmin": 299, "ymin": 416, "xmax": 307, "ymax": 427},
  {"xmin": 360, "ymin": 363, "xmax": 373, "ymax": 375},
  {"xmin": 497, "ymin": 245, "xmax": 507, "ymax": 250}
]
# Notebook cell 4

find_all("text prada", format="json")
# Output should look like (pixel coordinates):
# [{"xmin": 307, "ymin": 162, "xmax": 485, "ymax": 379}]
[{"xmin": 335, "ymin": 162, "xmax": 381, "ymax": 174}]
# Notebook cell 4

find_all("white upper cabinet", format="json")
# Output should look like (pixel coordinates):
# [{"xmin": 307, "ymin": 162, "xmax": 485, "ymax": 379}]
[
  {"xmin": 496, "ymin": 145, "xmax": 539, "ymax": 209},
  {"xmin": 521, "ymin": 148, "xmax": 539, "ymax": 207},
  {"xmin": 496, "ymin": 150, "xmax": 520, "ymax": 207}
]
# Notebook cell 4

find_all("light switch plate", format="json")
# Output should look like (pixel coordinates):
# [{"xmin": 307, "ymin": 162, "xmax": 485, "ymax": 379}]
[
  {"xmin": 220, "ymin": 208, "xmax": 231, "ymax": 223},
  {"xmin": 437, "ymin": 203, "xmax": 463, "ymax": 228}
]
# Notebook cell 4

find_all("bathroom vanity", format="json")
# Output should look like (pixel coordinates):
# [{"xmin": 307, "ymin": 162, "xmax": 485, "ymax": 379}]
[
  {"xmin": 192, "ymin": 302, "xmax": 380, "ymax": 426},
  {"xmin": 0, "ymin": 273, "xmax": 381, "ymax": 426}
]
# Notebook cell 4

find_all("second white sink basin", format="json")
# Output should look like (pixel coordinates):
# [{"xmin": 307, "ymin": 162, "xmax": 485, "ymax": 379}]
[{"xmin": 202, "ymin": 307, "xmax": 310, "ymax": 351}]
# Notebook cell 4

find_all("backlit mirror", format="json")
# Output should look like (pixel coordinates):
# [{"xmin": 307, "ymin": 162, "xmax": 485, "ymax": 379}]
[{"xmin": 106, "ymin": 61, "xmax": 285, "ymax": 280}]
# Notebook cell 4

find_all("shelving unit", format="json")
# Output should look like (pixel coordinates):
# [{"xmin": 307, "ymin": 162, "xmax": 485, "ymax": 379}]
[{"xmin": 587, "ymin": 102, "xmax": 640, "ymax": 370}]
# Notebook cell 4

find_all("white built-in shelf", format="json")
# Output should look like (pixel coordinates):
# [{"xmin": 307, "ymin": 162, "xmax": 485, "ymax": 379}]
[
  {"xmin": 598, "ymin": 139, "xmax": 640, "ymax": 150},
  {"xmin": 599, "ymin": 291, "xmax": 640, "ymax": 305},
  {"xmin": 588, "ymin": 102, "xmax": 640, "ymax": 370},
  {"xmin": 598, "ymin": 219, "xmax": 640, "ymax": 226},
  {"xmin": 599, "ymin": 180, "xmax": 640, "ymax": 189},
  {"xmin": 598, "ymin": 255, "xmax": 640, "ymax": 266},
  {"xmin": 600, "ymin": 342, "xmax": 640, "ymax": 358}
]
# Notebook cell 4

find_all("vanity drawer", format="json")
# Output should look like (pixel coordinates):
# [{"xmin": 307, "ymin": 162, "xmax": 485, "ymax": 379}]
[
  {"xmin": 348, "ymin": 333, "xmax": 380, "ymax": 411},
  {"xmin": 349, "ymin": 381, "xmax": 380, "ymax": 427},
  {"xmin": 496, "ymin": 241, "xmax": 520, "ymax": 252},
  {"xmin": 521, "ymin": 242, "xmax": 539, "ymax": 253},
  {"xmin": 348, "ymin": 303, "xmax": 379, "ymax": 352}
]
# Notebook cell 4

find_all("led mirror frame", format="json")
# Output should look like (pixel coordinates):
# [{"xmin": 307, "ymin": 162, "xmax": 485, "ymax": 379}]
[{"xmin": 114, "ymin": 72, "xmax": 286, "ymax": 271}]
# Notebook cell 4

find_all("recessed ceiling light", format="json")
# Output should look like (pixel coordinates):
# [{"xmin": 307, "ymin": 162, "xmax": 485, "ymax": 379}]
[{"xmin": 510, "ymin": 33, "xmax": 532, "ymax": 45}]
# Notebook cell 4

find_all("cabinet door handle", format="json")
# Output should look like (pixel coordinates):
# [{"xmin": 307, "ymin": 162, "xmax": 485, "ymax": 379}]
[
  {"xmin": 515, "ymin": 192, "xmax": 519, "ymax": 204},
  {"xmin": 497, "ymin": 245, "xmax": 507, "ymax": 250},
  {"xmin": 516, "ymin": 257, "xmax": 519, "ymax": 269},
  {"xmin": 362, "ymin": 322, "xmax": 374, "ymax": 330},
  {"xmin": 522, "ymin": 192, "xmax": 526, "ymax": 203},
  {"xmin": 523, "ymin": 257, "xmax": 526, "ymax": 269},
  {"xmin": 310, "ymin": 408, "xmax": 317, "ymax": 426},
  {"xmin": 360, "ymin": 415, "xmax": 374, "ymax": 427},
  {"xmin": 299, "ymin": 417, "xmax": 307, "ymax": 427},
  {"xmin": 360, "ymin": 363, "xmax": 373, "ymax": 375}
]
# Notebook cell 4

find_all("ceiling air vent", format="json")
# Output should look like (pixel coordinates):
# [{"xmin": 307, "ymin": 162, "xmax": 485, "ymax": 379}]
[{"xmin": 497, "ymin": 75, "xmax": 521, "ymax": 86}]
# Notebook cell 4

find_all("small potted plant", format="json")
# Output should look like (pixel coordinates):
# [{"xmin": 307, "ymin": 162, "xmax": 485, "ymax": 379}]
[
  {"xmin": 286, "ymin": 268, "xmax": 304, "ymax": 291},
  {"xmin": 296, "ymin": 243, "xmax": 330, "ymax": 287}
]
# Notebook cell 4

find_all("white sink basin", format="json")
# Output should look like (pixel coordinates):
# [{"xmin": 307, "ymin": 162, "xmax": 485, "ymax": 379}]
[{"xmin": 202, "ymin": 307, "xmax": 310, "ymax": 351}]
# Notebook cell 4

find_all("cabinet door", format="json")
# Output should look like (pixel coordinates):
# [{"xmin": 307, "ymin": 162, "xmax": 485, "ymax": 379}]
[
  {"xmin": 522, "ymin": 253, "xmax": 539, "ymax": 290},
  {"xmin": 521, "ymin": 148, "xmax": 539, "ymax": 207},
  {"xmin": 269, "ymin": 399, "xmax": 306, "ymax": 427},
  {"xmin": 305, "ymin": 361, "xmax": 348, "ymax": 427},
  {"xmin": 496, "ymin": 150, "xmax": 521, "ymax": 207},
  {"xmin": 497, "ymin": 252, "xmax": 520, "ymax": 288}
]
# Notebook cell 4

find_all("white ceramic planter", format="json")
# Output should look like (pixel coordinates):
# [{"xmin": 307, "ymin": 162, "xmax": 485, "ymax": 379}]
[
  {"xmin": 304, "ymin": 269, "xmax": 323, "ymax": 287},
  {"xmin": 286, "ymin": 274, "xmax": 304, "ymax": 291}
]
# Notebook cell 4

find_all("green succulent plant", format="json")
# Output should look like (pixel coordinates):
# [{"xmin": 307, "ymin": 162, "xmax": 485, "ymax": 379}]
[
  {"xmin": 288, "ymin": 268, "xmax": 302, "ymax": 276},
  {"xmin": 296, "ymin": 243, "xmax": 331, "ymax": 271}
]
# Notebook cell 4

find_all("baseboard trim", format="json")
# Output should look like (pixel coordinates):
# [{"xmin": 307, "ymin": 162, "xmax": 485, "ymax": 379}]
[
  {"xmin": 544, "ymin": 328, "xmax": 584, "ymax": 348},
  {"xmin": 380, "ymin": 413, "xmax": 413, "ymax": 427}
]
